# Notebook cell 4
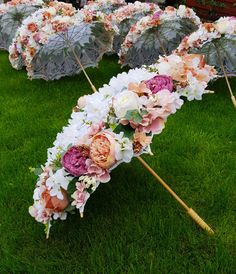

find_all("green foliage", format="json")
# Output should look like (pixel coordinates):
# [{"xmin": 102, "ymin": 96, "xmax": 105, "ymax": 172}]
[
  {"xmin": 124, "ymin": 109, "xmax": 143, "ymax": 124},
  {"xmin": 114, "ymin": 123, "xmax": 135, "ymax": 139},
  {"xmin": 0, "ymin": 52, "xmax": 236, "ymax": 273}
]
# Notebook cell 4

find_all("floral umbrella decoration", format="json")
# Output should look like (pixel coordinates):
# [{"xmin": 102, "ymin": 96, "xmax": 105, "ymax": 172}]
[
  {"xmin": 29, "ymin": 51, "xmax": 216, "ymax": 237},
  {"xmin": 0, "ymin": 0, "xmax": 44, "ymax": 50},
  {"xmin": 83, "ymin": 0, "xmax": 126, "ymax": 15},
  {"xmin": 119, "ymin": 5, "xmax": 201, "ymax": 69},
  {"xmin": 108, "ymin": 1, "xmax": 161, "ymax": 53},
  {"xmin": 176, "ymin": 17, "xmax": 236, "ymax": 107},
  {"xmin": 9, "ymin": 1, "xmax": 76, "ymax": 72},
  {"xmin": 9, "ymin": 5, "xmax": 116, "ymax": 80}
]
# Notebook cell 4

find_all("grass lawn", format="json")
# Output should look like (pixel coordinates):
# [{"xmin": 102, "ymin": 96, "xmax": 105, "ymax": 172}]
[{"xmin": 0, "ymin": 51, "xmax": 236, "ymax": 273}]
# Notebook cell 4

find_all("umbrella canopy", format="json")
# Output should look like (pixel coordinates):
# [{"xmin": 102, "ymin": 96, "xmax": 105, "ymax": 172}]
[
  {"xmin": 119, "ymin": 5, "xmax": 201, "ymax": 68},
  {"xmin": 10, "ymin": 4, "xmax": 115, "ymax": 80},
  {"xmin": 29, "ymin": 21, "xmax": 115, "ymax": 80},
  {"xmin": 0, "ymin": 0, "xmax": 43, "ymax": 50},
  {"xmin": 109, "ymin": 1, "xmax": 160, "ymax": 53},
  {"xmin": 83, "ymin": 0, "xmax": 126, "ymax": 15},
  {"xmin": 28, "ymin": 52, "xmax": 216, "ymax": 236},
  {"xmin": 176, "ymin": 17, "xmax": 236, "ymax": 77},
  {"xmin": 9, "ymin": 1, "xmax": 76, "ymax": 71}
]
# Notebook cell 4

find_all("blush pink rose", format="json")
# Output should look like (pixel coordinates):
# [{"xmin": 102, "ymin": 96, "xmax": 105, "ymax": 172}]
[
  {"xmin": 62, "ymin": 145, "xmax": 89, "ymax": 176},
  {"xmin": 145, "ymin": 75, "xmax": 173, "ymax": 94},
  {"xmin": 90, "ymin": 131, "xmax": 116, "ymax": 170}
]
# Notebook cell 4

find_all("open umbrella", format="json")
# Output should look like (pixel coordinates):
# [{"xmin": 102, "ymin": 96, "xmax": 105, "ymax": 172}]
[
  {"xmin": 0, "ymin": 0, "xmax": 43, "ymax": 50},
  {"xmin": 29, "ymin": 49, "xmax": 216, "ymax": 238},
  {"xmin": 9, "ymin": 6, "xmax": 115, "ymax": 80},
  {"xmin": 119, "ymin": 5, "xmax": 201, "ymax": 68},
  {"xmin": 109, "ymin": 1, "xmax": 160, "ymax": 53},
  {"xmin": 83, "ymin": 0, "xmax": 126, "ymax": 15},
  {"xmin": 176, "ymin": 17, "xmax": 236, "ymax": 107},
  {"xmin": 9, "ymin": 1, "xmax": 76, "ymax": 71}
]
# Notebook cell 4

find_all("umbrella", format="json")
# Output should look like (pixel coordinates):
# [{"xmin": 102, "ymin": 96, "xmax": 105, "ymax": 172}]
[
  {"xmin": 118, "ymin": 5, "xmax": 201, "ymax": 68},
  {"xmin": 28, "ymin": 22, "xmax": 114, "ymax": 80},
  {"xmin": 9, "ymin": 6, "xmax": 115, "ymax": 81},
  {"xmin": 9, "ymin": 1, "xmax": 76, "ymax": 70},
  {"xmin": 176, "ymin": 17, "xmax": 236, "ymax": 107},
  {"xmin": 29, "ymin": 49, "xmax": 216, "ymax": 238},
  {"xmin": 83, "ymin": 0, "xmax": 126, "ymax": 15},
  {"xmin": 0, "ymin": 0, "xmax": 43, "ymax": 50},
  {"xmin": 109, "ymin": 1, "xmax": 161, "ymax": 53}
]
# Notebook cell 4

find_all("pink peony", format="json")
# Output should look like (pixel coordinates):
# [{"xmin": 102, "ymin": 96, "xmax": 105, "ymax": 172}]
[
  {"xmin": 90, "ymin": 131, "xmax": 116, "ymax": 170},
  {"xmin": 145, "ymin": 75, "xmax": 173, "ymax": 94},
  {"xmin": 62, "ymin": 146, "xmax": 89, "ymax": 176}
]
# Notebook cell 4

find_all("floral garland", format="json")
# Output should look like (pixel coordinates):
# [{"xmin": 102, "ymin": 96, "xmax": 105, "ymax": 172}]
[
  {"xmin": 29, "ymin": 53, "xmax": 216, "ymax": 235},
  {"xmin": 176, "ymin": 17, "xmax": 236, "ymax": 54},
  {"xmin": 84, "ymin": 0, "xmax": 126, "ymax": 14},
  {"xmin": 147, "ymin": 53, "xmax": 217, "ymax": 101},
  {"xmin": 119, "ymin": 5, "xmax": 201, "ymax": 65},
  {"xmin": 0, "ymin": 0, "xmax": 44, "ymax": 14},
  {"xmin": 109, "ymin": 1, "xmax": 160, "ymax": 25},
  {"xmin": 9, "ymin": 4, "xmax": 115, "ymax": 79}
]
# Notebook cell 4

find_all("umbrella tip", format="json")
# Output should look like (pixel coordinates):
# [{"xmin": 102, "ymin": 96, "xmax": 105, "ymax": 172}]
[{"xmin": 188, "ymin": 208, "xmax": 214, "ymax": 235}]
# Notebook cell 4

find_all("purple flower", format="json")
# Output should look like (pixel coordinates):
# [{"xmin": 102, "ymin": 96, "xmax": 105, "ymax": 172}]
[
  {"xmin": 145, "ymin": 75, "xmax": 174, "ymax": 94},
  {"xmin": 62, "ymin": 146, "xmax": 89, "ymax": 177},
  {"xmin": 152, "ymin": 11, "xmax": 163, "ymax": 20}
]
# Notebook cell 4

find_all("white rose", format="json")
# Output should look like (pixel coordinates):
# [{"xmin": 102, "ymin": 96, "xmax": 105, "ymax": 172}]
[
  {"xmin": 215, "ymin": 19, "xmax": 230, "ymax": 34},
  {"xmin": 113, "ymin": 90, "xmax": 140, "ymax": 119}
]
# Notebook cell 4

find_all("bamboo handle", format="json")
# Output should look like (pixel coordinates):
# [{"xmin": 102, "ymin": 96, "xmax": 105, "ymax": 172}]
[{"xmin": 137, "ymin": 156, "xmax": 214, "ymax": 234}]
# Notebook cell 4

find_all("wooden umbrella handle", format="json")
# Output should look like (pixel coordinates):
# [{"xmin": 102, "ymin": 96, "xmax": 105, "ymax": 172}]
[{"xmin": 137, "ymin": 156, "xmax": 214, "ymax": 234}]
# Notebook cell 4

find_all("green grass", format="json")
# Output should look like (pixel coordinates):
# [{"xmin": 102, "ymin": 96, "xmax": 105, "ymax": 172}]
[{"xmin": 0, "ymin": 51, "xmax": 236, "ymax": 273}]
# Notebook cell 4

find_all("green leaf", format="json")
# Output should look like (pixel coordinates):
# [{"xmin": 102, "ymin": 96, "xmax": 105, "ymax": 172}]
[
  {"xmin": 113, "ymin": 124, "xmax": 135, "ymax": 139},
  {"xmin": 29, "ymin": 166, "xmax": 43, "ymax": 176},
  {"xmin": 67, "ymin": 178, "xmax": 77, "ymax": 197},
  {"xmin": 124, "ymin": 109, "xmax": 143, "ymax": 124}
]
